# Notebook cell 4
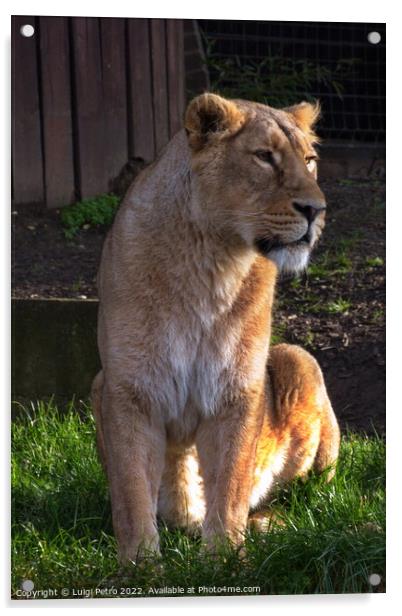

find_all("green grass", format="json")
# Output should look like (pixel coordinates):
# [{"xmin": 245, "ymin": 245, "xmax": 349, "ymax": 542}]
[
  {"xmin": 365, "ymin": 256, "xmax": 384, "ymax": 268},
  {"xmin": 60, "ymin": 194, "xmax": 120, "ymax": 239},
  {"xmin": 325, "ymin": 298, "xmax": 352, "ymax": 314},
  {"xmin": 11, "ymin": 400, "xmax": 385, "ymax": 598},
  {"xmin": 271, "ymin": 323, "xmax": 287, "ymax": 345},
  {"xmin": 306, "ymin": 231, "xmax": 368, "ymax": 282},
  {"xmin": 308, "ymin": 251, "xmax": 353, "ymax": 280}
]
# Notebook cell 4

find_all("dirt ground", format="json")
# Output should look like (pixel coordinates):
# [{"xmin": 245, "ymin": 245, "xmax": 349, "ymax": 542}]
[{"xmin": 12, "ymin": 178, "xmax": 385, "ymax": 434}]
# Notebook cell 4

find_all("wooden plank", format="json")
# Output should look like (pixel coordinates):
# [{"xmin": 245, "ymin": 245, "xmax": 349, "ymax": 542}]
[
  {"xmin": 126, "ymin": 18, "xmax": 155, "ymax": 162},
  {"xmin": 166, "ymin": 19, "xmax": 185, "ymax": 137},
  {"xmin": 150, "ymin": 19, "xmax": 169, "ymax": 154},
  {"xmin": 99, "ymin": 18, "xmax": 128, "ymax": 186},
  {"xmin": 39, "ymin": 16, "xmax": 75, "ymax": 208},
  {"xmin": 71, "ymin": 17, "xmax": 107, "ymax": 199},
  {"xmin": 12, "ymin": 15, "xmax": 44, "ymax": 204}
]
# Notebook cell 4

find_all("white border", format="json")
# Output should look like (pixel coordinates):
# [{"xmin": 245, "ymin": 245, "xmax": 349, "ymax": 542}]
[{"xmin": 1, "ymin": 0, "xmax": 392, "ymax": 20}]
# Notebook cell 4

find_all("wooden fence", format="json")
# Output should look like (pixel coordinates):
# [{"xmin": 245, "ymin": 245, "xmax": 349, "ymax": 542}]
[{"xmin": 12, "ymin": 15, "xmax": 186, "ymax": 208}]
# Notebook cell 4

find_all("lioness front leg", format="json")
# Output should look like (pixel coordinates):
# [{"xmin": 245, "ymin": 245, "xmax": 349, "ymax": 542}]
[
  {"xmin": 101, "ymin": 379, "xmax": 166, "ymax": 565},
  {"xmin": 196, "ymin": 388, "xmax": 265, "ymax": 548}
]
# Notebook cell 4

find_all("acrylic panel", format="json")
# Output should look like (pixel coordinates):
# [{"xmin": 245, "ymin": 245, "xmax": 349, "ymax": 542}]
[{"xmin": 11, "ymin": 16, "xmax": 385, "ymax": 599}]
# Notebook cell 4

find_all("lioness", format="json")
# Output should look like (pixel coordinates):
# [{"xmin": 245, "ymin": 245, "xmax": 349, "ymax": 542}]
[{"xmin": 91, "ymin": 93, "xmax": 340, "ymax": 564}]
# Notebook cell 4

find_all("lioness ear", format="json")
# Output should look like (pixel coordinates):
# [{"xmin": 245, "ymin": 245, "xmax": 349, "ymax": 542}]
[
  {"xmin": 185, "ymin": 93, "xmax": 246, "ymax": 150},
  {"xmin": 285, "ymin": 101, "xmax": 321, "ymax": 138}
]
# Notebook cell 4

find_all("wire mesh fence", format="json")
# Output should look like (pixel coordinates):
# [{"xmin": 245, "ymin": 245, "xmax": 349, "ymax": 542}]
[{"xmin": 197, "ymin": 20, "xmax": 385, "ymax": 143}]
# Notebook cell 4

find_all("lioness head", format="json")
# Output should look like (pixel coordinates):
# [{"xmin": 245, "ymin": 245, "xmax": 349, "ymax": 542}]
[{"xmin": 185, "ymin": 93, "xmax": 326, "ymax": 273}]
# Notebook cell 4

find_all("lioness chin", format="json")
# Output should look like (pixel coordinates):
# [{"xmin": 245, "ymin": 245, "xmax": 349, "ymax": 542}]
[{"xmin": 91, "ymin": 93, "xmax": 340, "ymax": 564}]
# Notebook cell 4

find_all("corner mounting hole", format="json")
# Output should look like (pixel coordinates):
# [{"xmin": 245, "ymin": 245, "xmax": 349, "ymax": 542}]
[
  {"xmin": 20, "ymin": 24, "xmax": 35, "ymax": 38},
  {"xmin": 368, "ymin": 573, "xmax": 381, "ymax": 586},
  {"xmin": 367, "ymin": 31, "xmax": 381, "ymax": 45}
]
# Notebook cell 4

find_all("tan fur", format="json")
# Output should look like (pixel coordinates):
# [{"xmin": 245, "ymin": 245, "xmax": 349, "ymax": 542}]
[
  {"xmin": 284, "ymin": 100, "xmax": 321, "ymax": 143},
  {"xmin": 91, "ymin": 93, "xmax": 340, "ymax": 564}
]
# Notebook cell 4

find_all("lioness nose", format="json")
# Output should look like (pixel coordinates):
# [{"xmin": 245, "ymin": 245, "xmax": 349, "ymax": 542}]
[{"xmin": 293, "ymin": 202, "xmax": 326, "ymax": 224}]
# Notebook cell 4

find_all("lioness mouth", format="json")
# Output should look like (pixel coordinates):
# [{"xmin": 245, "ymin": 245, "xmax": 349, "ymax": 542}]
[
  {"xmin": 255, "ymin": 237, "xmax": 284, "ymax": 255},
  {"xmin": 255, "ymin": 233, "xmax": 310, "ymax": 256},
  {"xmin": 298, "ymin": 230, "xmax": 311, "ymax": 244}
]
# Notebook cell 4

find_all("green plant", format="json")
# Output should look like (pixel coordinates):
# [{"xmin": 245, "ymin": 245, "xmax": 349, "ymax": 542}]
[
  {"xmin": 308, "ymin": 249, "xmax": 353, "ymax": 280},
  {"xmin": 366, "ymin": 257, "xmax": 384, "ymax": 268},
  {"xmin": 301, "ymin": 329, "xmax": 315, "ymax": 348},
  {"xmin": 290, "ymin": 277, "xmax": 302, "ymax": 290},
  {"xmin": 325, "ymin": 298, "xmax": 352, "ymax": 314},
  {"xmin": 202, "ymin": 36, "xmax": 359, "ymax": 108},
  {"xmin": 307, "ymin": 259, "xmax": 331, "ymax": 279},
  {"xmin": 271, "ymin": 323, "xmax": 287, "ymax": 345},
  {"xmin": 371, "ymin": 308, "xmax": 384, "ymax": 323},
  {"xmin": 60, "ymin": 194, "xmax": 120, "ymax": 239}
]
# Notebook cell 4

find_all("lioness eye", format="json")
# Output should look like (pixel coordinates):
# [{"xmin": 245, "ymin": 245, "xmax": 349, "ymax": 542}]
[{"xmin": 255, "ymin": 150, "xmax": 275, "ymax": 165}]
